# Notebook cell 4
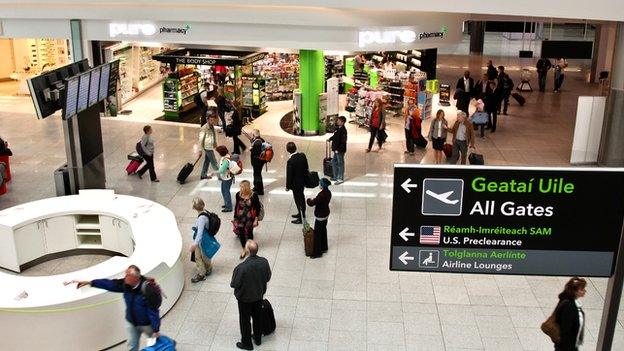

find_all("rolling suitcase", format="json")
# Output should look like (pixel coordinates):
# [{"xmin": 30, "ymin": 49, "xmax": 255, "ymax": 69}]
[
  {"xmin": 259, "ymin": 299, "xmax": 276, "ymax": 336},
  {"xmin": 443, "ymin": 143, "xmax": 453, "ymax": 158},
  {"xmin": 177, "ymin": 154, "xmax": 203, "ymax": 184},
  {"xmin": 301, "ymin": 212, "xmax": 314, "ymax": 257},
  {"xmin": 469, "ymin": 153, "xmax": 485, "ymax": 165},
  {"xmin": 511, "ymin": 92, "xmax": 526, "ymax": 106},
  {"xmin": 126, "ymin": 160, "xmax": 142, "ymax": 175},
  {"xmin": 323, "ymin": 141, "xmax": 333, "ymax": 177}
]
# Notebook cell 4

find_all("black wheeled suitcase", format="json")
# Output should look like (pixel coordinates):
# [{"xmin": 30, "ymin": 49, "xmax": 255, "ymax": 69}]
[
  {"xmin": 323, "ymin": 141, "xmax": 333, "ymax": 177},
  {"xmin": 177, "ymin": 154, "xmax": 202, "ymax": 184},
  {"xmin": 469, "ymin": 153, "xmax": 485, "ymax": 165},
  {"xmin": 260, "ymin": 299, "xmax": 276, "ymax": 336},
  {"xmin": 511, "ymin": 93, "xmax": 526, "ymax": 106}
]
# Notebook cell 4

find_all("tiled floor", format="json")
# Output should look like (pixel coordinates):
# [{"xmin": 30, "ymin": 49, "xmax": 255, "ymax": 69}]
[{"xmin": 1, "ymin": 54, "xmax": 623, "ymax": 351}]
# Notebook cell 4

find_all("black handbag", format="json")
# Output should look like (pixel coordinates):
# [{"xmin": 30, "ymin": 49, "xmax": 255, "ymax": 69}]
[
  {"xmin": 377, "ymin": 129, "xmax": 388, "ymax": 144},
  {"xmin": 305, "ymin": 171, "xmax": 320, "ymax": 188}
]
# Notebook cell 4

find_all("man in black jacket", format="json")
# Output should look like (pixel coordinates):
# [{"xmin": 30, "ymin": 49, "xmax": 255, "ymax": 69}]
[
  {"xmin": 455, "ymin": 71, "xmax": 474, "ymax": 115},
  {"xmin": 486, "ymin": 60, "xmax": 498, "ymax": 80},
  {"xmin": 286, "ymin": 142, "xmax": 309, "ymax": 224},
  {"xmin": 327, "ymin": 116, "xmax": 347, "ymax": 184},
  {"xmin": 536, "ymin": 57, "xmax": 552, "ymax": 92},
  {"xmin": 249, "ymin": 129, "xmax": 266, "ymax": 195},
  {"xmin": 231, "ymin": 240, "xmax": 272, "ymax": 350},
  {"xmin": 497, "ymin": 66, "xmax": 513, "ymax": 115}
]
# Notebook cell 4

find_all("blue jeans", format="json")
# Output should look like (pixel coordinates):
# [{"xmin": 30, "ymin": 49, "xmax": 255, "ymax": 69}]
[
  {"xmin": 221, "ymin": 178, "xmax": 233, "ymax": 210},
  {"xmin": 125, "ymin": 320, "xmax": 153, "ymax": 351},
  {"xmin": 201, "ymin": 149, "xmax": 218, "ymax": 177},
  {"xmin": 331, "ymin": 151, "xmax": 345, "ymax": 181}
]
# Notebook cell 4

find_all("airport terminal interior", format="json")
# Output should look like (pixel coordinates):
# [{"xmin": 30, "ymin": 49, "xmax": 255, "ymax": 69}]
[{"xmin": 1, "ymin": 1, "xmax": 624, "ymax": 351}]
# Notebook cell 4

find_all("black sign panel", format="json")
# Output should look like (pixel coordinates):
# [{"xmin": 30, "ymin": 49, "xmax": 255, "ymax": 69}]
[{"xmin": 390, "ymin": 165, "xmax": 624, "ymax": 277}]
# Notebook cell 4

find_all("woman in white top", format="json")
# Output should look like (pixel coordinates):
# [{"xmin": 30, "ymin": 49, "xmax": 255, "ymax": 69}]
[
  {"xmin": 427, "ymin": 109, "xmax": 448, "ymax": 164},
  {"xmin": 215, "ymin": 145, "xmax": 234, "ymax": 212},
  {"xmin": 554, "ymin": 57, "xmax": 568, "ymax": 93}
]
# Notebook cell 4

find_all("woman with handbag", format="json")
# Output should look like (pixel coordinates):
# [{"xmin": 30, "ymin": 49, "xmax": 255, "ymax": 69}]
[
  {"xmin": 428, "ymin": 109, "xmax": 448, "ymax": 164},
  {"xmin": 552, "ymin": 277, "xmax": 586, "ymax": 351},
  {"xmin": 366, "ymin": 98, "xmax": 386, "ymax": 153},
  {"xmin": 306, "ymin": 178, "xmax": 332, "ymax": 259},
  {"xmin": 233, "ymin": 180, "xmax": 261, "ymax": 259}
]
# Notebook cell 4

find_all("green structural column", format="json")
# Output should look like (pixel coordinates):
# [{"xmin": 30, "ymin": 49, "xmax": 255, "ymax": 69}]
[{"xmin": 299, "ymin": 50, "xmax": 325, "ymax": 135}]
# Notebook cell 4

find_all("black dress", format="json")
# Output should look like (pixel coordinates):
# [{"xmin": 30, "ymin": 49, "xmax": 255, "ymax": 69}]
[{"xmin": 306, "ymin": 188, "xmax": 332, "ymax": 256}]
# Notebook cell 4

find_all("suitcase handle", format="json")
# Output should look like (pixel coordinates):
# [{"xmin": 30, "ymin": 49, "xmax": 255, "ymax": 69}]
[
  {"xmin": 193, "ymin": 152, "xmax": 203, "ymax": 166},
  {"xmin": 326, "ymin": 140, "xmax": 331, "ymax": 158}
]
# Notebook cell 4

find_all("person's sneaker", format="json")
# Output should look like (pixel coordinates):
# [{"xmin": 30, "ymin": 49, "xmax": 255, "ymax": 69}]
[
  {"xmin": 292, "ymin": 218, "xmax": 303, "ymax": 224},
  {"xmin": 291, "ymin": 214, "xmax": 300, "ymax": 218},
  {"xmin": 152, "ymin": 179, "xmax": 160, "ymax": 183},
  {"xmin": 236, "ymin": 342, "xmax": 253, "ymax": 350},
  {"xmin": 222, "ymin": 209, "xmax": 232, "ymax": 213},
  {"xmin": 334, "ymin": 180, "xmax": 344, "ymax": 185},
  {"xmin": 191, "ymin": 275, "xmax": 205, "ymax": 283}
]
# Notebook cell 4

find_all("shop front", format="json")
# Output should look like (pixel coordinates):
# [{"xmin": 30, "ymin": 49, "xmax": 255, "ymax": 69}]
[
  {"xmin": 79, "ymin": 15, "xmax": 464, "ymax": 132},
  {"xmin": 0, "ymin": 19, "xmax": 72, "ymax": 96}
]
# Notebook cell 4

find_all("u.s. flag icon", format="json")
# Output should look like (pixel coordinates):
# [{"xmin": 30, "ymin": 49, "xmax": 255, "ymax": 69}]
[{"xmin": 419, "ymin": 226, "xmax": 441, "ymax": 245}]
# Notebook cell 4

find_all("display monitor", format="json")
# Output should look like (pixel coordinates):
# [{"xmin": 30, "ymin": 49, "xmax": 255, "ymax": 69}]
[
  {"xmin": 88, "ymin": 67, "xmax": 101, "ymax": 106},
  {"xmin": 26, "ymin": 59, "xmax": 90, "ymax": 119},
  {"xmin": 63, "ymin": 77, "xmax": 80, "ymax": 119},
  {"xmin": 76, "ymin": 72, "xmax": 91, "ymax": 113},
  {"xmin": 98, "ymin": 63, "xmax": 110, "ymax": 101}
]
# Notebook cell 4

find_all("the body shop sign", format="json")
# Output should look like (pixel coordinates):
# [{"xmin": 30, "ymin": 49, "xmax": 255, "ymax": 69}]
[{"xmin": 390, "ymin": 164, "xmax": 624, "ymax": 277}]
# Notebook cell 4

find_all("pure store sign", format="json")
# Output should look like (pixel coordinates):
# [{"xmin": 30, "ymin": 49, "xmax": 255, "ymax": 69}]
[
  {"xmin": 358, "ymin": 27, "xmax": 448, "ymax": 48},
  {"xmin": 109, "ymin": 22, "xmax": 191, "ymax": 38}
]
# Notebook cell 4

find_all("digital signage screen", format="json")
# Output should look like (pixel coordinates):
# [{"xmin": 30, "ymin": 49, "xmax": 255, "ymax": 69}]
[
  {"xmin": 63, "ymin": 77, "xmax": 79, "ymax": 119},
  {"xmin": 76, "ymin": 72, "xmax": 91, "ymax": 113},
  {"xmin": 88, "ymin": 67, "xmax": 101, "ymax": 106},
  {"xmin": 98, "ymin": 63, "xmax": 110, "ymax": 101}
]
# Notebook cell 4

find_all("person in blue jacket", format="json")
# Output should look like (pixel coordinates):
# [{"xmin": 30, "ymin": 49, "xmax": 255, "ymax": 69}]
[{"xmin": 72, "ymin": 265, "xmax": 160, "ymax": 351}]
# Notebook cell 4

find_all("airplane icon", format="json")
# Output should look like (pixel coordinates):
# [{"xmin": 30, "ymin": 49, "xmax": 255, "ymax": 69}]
[{"xmin": 425, "ymin": 190, "xmax": 458, "ymax": 205}]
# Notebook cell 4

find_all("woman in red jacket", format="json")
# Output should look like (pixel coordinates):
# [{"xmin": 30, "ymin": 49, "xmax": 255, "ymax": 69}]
[
  {"xmin": 366, "ymin": 98, "xmax": 386, "ymax": 153},
  {"xmin": 306, "ymin": 178, "xmax": 332, "ymax": 258}
]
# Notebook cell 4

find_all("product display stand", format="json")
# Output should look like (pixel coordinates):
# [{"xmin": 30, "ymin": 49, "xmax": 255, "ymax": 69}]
[{"xmin": 163, "ymin": 70, "xmax": 200, "ymax": 121}]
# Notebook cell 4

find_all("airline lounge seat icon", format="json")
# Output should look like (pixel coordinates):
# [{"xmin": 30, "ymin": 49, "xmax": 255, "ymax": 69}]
[
  {"xmin": 419, "ymin": 250, "xmax": 439, "ymax": 268},
  {"xmin": 422, "ymin": 178, "xmax": 464, "ymax": 216}
]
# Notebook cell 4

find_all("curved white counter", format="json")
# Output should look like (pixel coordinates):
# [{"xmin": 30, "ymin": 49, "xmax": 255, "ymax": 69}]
[{"xmin": 0, "ymin": 190, "xmax": 184, "ymax": 350}]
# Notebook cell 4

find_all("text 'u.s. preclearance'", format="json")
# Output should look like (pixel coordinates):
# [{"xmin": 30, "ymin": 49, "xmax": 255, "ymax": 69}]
[{"xmin": 390, "ymin": 165, "xmax": 624, "ymax": 277}]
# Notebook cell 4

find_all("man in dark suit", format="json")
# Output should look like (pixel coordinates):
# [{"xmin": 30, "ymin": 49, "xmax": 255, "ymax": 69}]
[
  {"xmin": 230, "ymin": 240, "xmax": 272, "ymax": 350},
  {"xmin": 286, "ymin": 142, "xmax": 309, "ymax": 224},
  {"xmin": 455, "ymin": 70, "xmax": 474, "ymax": 115}
]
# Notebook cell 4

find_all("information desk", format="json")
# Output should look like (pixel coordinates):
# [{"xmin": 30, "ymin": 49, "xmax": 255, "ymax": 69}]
[{"xmin": 0, "ymin": 190, "xmax": 184, "ymax": 350}]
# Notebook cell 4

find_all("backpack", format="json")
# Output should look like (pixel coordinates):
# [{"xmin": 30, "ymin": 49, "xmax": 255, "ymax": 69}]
[
  {"xmin": 141, "ymin": 277, "xmax": 164, "ymax": 310},
  {"xmin": 199, "ymin": 211, "xmax": 221, "ymax": 236},
  {"xmin": 135, "ymin": 141, "xmax": 147, "ymax": 157},
  {"xmin": 259, "ymin": 141, "xmax": 274, "ymax": 162},
  {"xmin": 228, "ymin": 154, "xmax": 243, "ymax": 175}
]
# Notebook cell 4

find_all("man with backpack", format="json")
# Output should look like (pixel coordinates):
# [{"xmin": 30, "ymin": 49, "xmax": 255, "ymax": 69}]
[
  {"xmin": 71, "ymin": 265, "xmax": 161, "ymax": 351},
  {"xmin": 190, "ymin": 197, "xmax": 221, "ymax": 282},
  {"xmin": 249, "ymin": 129, "xmax": 270, "ymax": 195}
]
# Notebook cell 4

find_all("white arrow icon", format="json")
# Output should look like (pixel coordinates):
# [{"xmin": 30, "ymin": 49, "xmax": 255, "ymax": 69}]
[
  {"xmin": 399, "ymin": 227, "xmax": 415, "ymax": 241},
  {"xmin": 399, "ymin": 251, "xmax": 415, "ymax": 265},
  {"xmin": 401, "ymin": 178, "xmax": 418, "ymax": 193}
]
